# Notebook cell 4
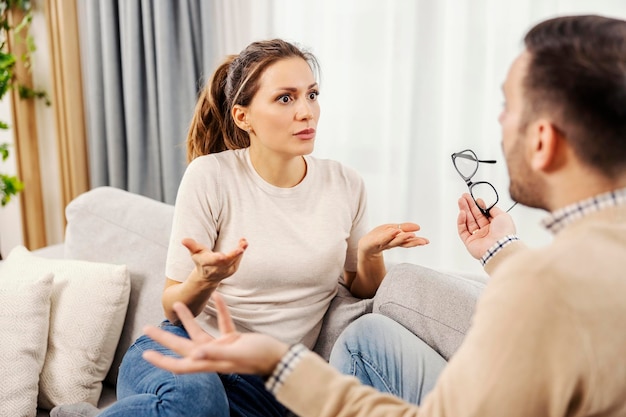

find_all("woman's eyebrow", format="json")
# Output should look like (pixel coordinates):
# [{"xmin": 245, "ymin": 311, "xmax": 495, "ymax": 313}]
[{"xmin": 275, "ymin": 83, "xmax": 319, "ymax": 92}]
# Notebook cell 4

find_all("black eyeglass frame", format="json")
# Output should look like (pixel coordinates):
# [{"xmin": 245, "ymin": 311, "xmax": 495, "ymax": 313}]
[{"xmin": 451, "ymin": 149, "xmax": 517, "ymax": 217}]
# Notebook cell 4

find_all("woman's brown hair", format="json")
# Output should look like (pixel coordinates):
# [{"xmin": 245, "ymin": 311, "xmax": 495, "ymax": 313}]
[{"xmin": 186, "ymin": 39, "xmax": 320, "ymax": 163}]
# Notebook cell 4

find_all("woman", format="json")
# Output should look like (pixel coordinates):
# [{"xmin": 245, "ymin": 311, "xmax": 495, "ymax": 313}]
[{"xmin": 53, "ymin": 38, "xmax": 428, "ymax": 417}]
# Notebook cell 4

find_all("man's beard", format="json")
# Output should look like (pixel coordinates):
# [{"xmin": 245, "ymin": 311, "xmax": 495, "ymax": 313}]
[{"xmin": 506, "ymin": 133, "xmax": 549, "ymax": 211}]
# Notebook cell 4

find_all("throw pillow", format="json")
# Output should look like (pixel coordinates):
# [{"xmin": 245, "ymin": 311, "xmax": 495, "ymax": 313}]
[
  {"xmin": 1, "ymin": 246, "xmax": 131, "ymax": 410},
  {"xmin": 0, "ymin": 269, "xmax": 54, "ymax": 417}
]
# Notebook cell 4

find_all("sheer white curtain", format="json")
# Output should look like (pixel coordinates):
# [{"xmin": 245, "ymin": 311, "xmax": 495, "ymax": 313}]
[{"xmin": 212, "ymin": 0, "xmax": 626, "ymax": 274}]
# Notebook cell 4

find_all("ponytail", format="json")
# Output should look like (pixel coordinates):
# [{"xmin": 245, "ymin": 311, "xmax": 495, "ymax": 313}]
[{"xmin": 185, "ymin": 56, "xmax": 249, "ymax": 162}]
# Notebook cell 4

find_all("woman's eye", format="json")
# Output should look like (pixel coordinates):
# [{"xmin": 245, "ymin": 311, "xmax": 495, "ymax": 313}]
[
  {"xmin": 278, "ymin": 95, "xmax": 292, "ymax": 103},
  {"xmin": 308, "ymin": 90, "xmax": 319, "ymax": 100}
]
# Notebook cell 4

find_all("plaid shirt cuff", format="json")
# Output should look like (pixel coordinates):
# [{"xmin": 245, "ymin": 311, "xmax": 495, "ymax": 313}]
[
  {"xmin": 480, "ymin": 235, "xmax": 520, "ymax": 266},
  {"xmin": 265, "ymin": 343, "xmax": 307, "ymax": 395}
]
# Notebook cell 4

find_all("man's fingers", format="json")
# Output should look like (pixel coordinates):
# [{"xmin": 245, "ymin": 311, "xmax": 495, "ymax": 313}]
[
  {"xmin": 143, "ymin": 325, "xmax": 195, "ymax": 356},
  {"xmin": 212, "ymin": 292, "xmax": 237, "ymax": 335},
  {"xmin": 457, "ymin": 194, "xmax": 473, "ymax": 213},
  {"xmin": 143, "ymin": 350, "xmax": 215, "ymax": 374},
  {"xmin": 457, "ymin": 210, "xmax": 471, "ymax": 238},
  {"xmin": 172, "ymin": 302, "xmax": 211, "ymax": 341},
  {"xmin": 488, "ymin": 205, "xmax": 506, "ymax": 217},
  {"xmin": 458, "ymin": 196, "xmax": 479, "ymax": 230},
  {"xmin": 143, "ymin": 347, "xmax": 250, "ymax": 375},
  {"xmin": 468, "ymin": 197, "xmax": 490, "ymax": 227}
]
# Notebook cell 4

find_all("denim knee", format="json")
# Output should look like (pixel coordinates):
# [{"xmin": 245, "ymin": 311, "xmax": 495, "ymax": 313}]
[{"xmin": 109, "ymin": 322, "xmax": 230, "ymax": 417}]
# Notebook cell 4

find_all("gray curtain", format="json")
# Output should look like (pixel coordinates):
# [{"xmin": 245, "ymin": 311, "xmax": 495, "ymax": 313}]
[{"xmin": 77, "ymin": 0, "xmax": 216, "ymax": 203}]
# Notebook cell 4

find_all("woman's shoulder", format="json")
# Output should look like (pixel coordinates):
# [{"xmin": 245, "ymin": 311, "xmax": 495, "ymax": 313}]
[
  {"xmin": 187, "ymin": 149, "xmax": 245, "ymax": 173},
  {"xmin": 307, "ymin": 155, "xmax": 364, "ymax": 185}
]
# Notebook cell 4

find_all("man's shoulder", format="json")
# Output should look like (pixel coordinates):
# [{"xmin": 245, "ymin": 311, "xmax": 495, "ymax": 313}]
[{"xmin": 489, "ymin": 227, "xmax": 626, "ymax": 294}]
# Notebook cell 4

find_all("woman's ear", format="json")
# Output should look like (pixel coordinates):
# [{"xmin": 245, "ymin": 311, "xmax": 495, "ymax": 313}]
[
  {"xmin": 232, "ymin": 105, "xmax": 250, "ymax": 132},
  {"xmin": 530, "ymin": 119, "xmax": 561, "ymax": 172}
]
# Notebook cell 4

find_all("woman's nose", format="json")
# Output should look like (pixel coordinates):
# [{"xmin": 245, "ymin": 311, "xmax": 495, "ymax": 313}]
[{"xmin": 296, "ymin": 100, "xmax": 314, "ymax": 120}]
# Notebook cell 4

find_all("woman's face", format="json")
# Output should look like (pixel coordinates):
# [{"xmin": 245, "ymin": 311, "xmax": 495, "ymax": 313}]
[{"xmin": 243, "ymin": 57, "xmax": 320, "ymax": 158}]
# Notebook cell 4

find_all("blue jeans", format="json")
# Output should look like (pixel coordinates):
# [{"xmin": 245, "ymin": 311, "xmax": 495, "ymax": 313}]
[
  {"xmin": 329, "ymin": 313, "xmax": 447, "ymax": 405},
  {"xmin": 98, "ymin": 321, "xmax": 287, "ymax": 417}
]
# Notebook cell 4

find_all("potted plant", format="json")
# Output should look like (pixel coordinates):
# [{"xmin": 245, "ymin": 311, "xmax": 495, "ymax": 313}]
[{"xmin": 0, "ymin": 0, "xmax": 49, "ymax": 207}]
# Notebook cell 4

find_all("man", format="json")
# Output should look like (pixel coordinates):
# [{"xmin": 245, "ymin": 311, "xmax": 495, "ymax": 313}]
[{"xmin": 143, "ymin": 15, "xmax": 626, "ymax": 416}]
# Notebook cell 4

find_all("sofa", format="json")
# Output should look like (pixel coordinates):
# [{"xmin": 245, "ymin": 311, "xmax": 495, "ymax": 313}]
[{"xmin": 0, "ymin": 186, "xmax": 487, "ymax": 416}]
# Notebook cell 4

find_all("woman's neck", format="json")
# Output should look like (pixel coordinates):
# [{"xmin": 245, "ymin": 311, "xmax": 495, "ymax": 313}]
[{"xmin": 248, "ymin": 148, "xmax": 307, "ymax": 188}]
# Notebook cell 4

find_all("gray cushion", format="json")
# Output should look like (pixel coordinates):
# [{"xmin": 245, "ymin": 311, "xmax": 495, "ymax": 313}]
[{"xmin": 373, "ymin": 263, "xmax": 486, "ymax": 360}]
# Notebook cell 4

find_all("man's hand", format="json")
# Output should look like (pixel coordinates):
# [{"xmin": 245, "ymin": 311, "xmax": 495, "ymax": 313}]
[
  {"xmin": 457, "ymin": 193, "xmax": 516, "ymax": 259},
  {"xmin": 143, "ymin": 292, "xmax": 289, "ymax": 376}
]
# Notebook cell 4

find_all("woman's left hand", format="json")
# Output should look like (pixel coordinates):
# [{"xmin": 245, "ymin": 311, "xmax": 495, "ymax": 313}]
[
  {"xmin": 358, "ymin": 222, "xmax": 429, "ymax": 257},
  {"xmin": 348, "ymin": 222, "xmax": 428, "ymax": 298}
]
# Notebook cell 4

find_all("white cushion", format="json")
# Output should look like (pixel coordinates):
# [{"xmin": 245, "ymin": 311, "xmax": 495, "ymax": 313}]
[
  {"xmin": 0, "ymin": 267, "xmax": 53, "ymax": 417},
  {"xmin": 2, "ymin": 246, "xmax": 131, "ymax": 410}
]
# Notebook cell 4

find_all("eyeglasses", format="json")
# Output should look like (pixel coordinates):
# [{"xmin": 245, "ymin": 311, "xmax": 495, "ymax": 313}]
[{"xmin": 451, "ymin": 149, "xmax": 517, "ymax": 217}]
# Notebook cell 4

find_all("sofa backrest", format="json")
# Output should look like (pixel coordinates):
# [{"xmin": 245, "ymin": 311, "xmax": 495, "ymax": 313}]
[{"xmin": 64, "ymin": 186, "xmax": 174, "ymax": 386}]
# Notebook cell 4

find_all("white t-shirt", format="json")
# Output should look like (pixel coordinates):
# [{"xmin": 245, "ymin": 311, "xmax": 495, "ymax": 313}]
[{"xmin": 165, "ymin": 148, "xmax": 369, "ymax": 348}]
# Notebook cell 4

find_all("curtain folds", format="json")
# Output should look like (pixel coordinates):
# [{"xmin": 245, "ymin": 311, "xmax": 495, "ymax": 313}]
[{"xmin": 78, "ymin": 0, "xmax": 215, "ymax": 203}]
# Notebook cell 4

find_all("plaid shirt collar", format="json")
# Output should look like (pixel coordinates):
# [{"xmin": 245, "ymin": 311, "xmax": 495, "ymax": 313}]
[{"xmin": 542, "ymin": 187, "xmax": 626, "ymax": 235}]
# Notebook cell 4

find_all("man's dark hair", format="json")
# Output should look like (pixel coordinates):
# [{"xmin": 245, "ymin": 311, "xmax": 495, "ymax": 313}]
[{"xmin": 523, "ymin": 15, "xmax": 626, "ymax": 177}]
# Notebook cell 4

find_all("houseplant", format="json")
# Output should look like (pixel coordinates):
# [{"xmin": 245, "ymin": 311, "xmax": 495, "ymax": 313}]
[
  {"xmin": 0, "ymin": 143, "xmax": 23, "ymax": 206},
  {"xmin": 0, "ymin": 0, "xmax": 49, "ymax": 206}
]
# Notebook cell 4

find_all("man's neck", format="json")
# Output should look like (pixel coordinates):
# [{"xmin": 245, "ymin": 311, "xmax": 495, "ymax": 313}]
[{"xmin": 547, "ymin": 167, "xmax": 626, "ymax": 212}]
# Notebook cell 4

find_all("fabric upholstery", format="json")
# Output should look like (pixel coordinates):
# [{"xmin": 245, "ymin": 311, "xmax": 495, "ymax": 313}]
[
  {"xmin": 312, "ymin": 283, "xmax": 373, "ymax": 360},
  {"xmin": 374, "ymin": 263, "xmax": 485, "ymax": 360},
  {"xmin": 0, "ymin": 269, "xmax": 53, "ymax": 417},
  {"xmin": 63, "ymin": 186, "xmax": 174, "ymax": 385},
  {"xmin": 2, "ymin": 246, "xmax": 130, "ymax": 409}
]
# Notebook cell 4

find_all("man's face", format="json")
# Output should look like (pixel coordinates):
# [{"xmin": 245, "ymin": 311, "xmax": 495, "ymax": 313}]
[{"xmin": 498, "ymin": 51, "xmax": 547, "ymax": 210}]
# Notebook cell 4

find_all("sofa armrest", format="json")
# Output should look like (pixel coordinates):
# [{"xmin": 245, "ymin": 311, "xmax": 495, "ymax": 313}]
[{"xmin": 373, "ymin": 263, "xmax": 486, "ymax": 360}]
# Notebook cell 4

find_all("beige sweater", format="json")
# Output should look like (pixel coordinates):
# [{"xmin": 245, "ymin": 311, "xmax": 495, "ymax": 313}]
[
  {"xmin": 166, "ymin": 148, "xmax": 369, "ymax": 348},
  {"xmin": 276, "ymin": 205, "xmax": 626, "ymax": 417}
]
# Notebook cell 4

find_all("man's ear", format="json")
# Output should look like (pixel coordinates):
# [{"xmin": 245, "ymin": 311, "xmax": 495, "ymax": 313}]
[
  {"xmin": 530, "ymin": 119, "xmax": 561, "ymax": 172},
  {"xmin": 232, "ymin": 105, "xmax": 250, "ymax": 132}
]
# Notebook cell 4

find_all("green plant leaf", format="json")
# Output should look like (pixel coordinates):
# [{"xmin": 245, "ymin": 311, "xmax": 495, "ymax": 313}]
[
  {"xmin": 0, "ymin": 50, "xmax": 17, "ymax": 70},
  {"xmin": 0, "ymin": 143, "xmax": 9, "ymax": 160},
  {"xmin": 0, "ymin": 173, "xmax": 24, "ymax": 206}
]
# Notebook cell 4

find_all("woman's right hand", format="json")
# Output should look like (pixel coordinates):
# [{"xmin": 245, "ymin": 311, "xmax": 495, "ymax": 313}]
[
  {"xmin": 162, "ymin": 238, "xmax": 248, "ymax": 323},
  {"xmin": 182, "ymin": 237, "xmax": 248, "ymax": 287}
]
